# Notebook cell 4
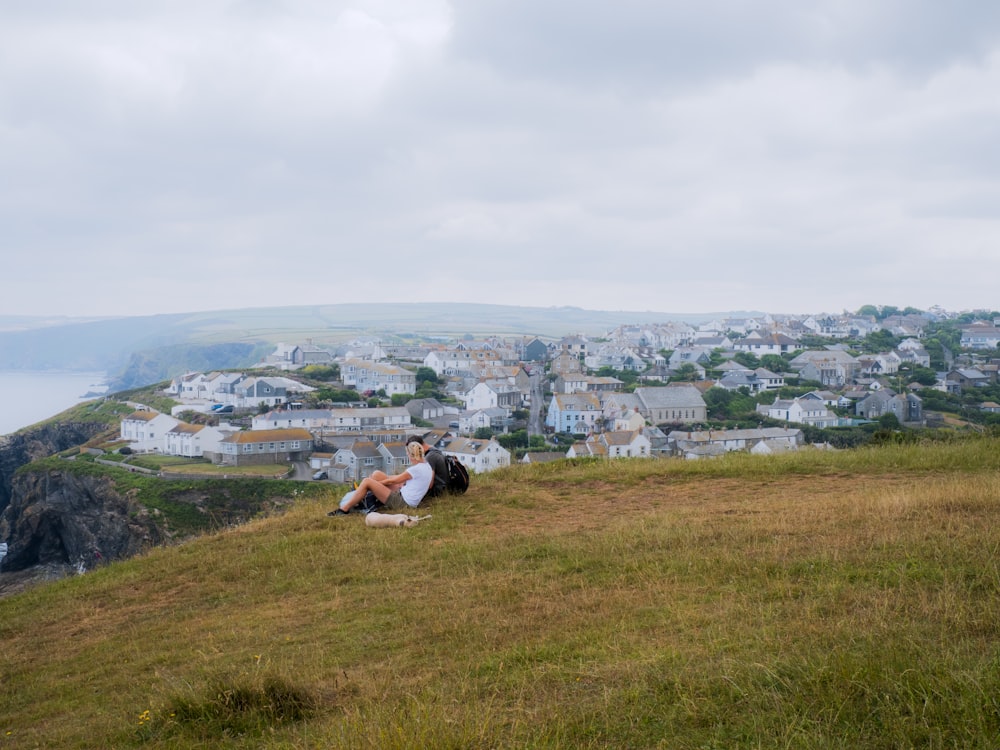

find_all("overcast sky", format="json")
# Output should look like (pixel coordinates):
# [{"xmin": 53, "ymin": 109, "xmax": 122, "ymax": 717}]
[{"xmin": 2, "ymin": 1, "xmax": 998, "ymax": 319}]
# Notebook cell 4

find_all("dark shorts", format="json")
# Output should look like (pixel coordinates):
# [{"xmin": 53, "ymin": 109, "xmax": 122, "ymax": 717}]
[{"xmin": 383, "ymin": 490, "xmax": 408, "ymax": 510}]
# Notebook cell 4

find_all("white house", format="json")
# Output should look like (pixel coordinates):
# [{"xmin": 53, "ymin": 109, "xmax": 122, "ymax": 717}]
[
  {"xmin": 553, "ymin": 373, "xmax": 589, "ymax": 394},
  {"xmin": 959, "ymin": 322, "xmax": 1000, "ymax": 350},
  {"xmin": 252, "ymin": 408, "xmax": 338, "ymax": 431},
  {"xmin": 545, "ymin": 392, "xmax": 603, "ymax": 434},
  {"xmin": 612, "ymin": 408, "xmax": 646, "ymax": 432},
  {"xmin": 442, "ymin": 437, "xmax": 511, "ymax": 474},
  {"xmin": 462, "ymin": 380, "xmax": 520, "ymax": 411},
  {"xmin": 789, "ymin": 350, "xmax": 860, "ymax": 387},
  {"xmin": 422, "ymin": 348, "xmax": 502, "ymax": 376},
  {"xmin": 341, "ymin": 359, "xmax": 417, "ymax": 395},
  {"xmin": 590, "ymin": 429, "xmax": 652, "ymax": 458},
  {"xmin": 584, "ymin": 344, "xmax": 647, "ymax": 372},
  {"xmin": 325, "ymin": 406, "xmax": 412, "ymax": 433},
  {"xmin": 163, "ymin": 423, "xmax": 237, "ymax": 459},
  {"xmin": 668, "ymin": 427, "xmax": 803, "ymax": 458},
  {"xmin": 460, "ymin": 408, "xmax": 509, "ymax": 434},
  {"xmin": 756, "ymin": 397, "xmax": 840, "ymax": 428},
  {"xmin": 733, "ymin": 332, "xmax": 803, "ymax": 356},
  {"xmin": 120, "ymin": 410, "xmax": 180, "ymax": 453}
]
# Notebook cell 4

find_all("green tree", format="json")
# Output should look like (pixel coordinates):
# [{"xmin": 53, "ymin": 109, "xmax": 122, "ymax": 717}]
[
  {"xmin": 733, "ymin": 352, "xmax": 760, "ymax": 368},
  {"xmin": 313, "ymin": 387, "xmax": 361, "ymax": 404},
  {"xmin": 474, "ymin": 427, "xmax": 494, "ymax": 440},
  {"xmin": 703, "ymin": 387, "xmax": 734, "ymax": 419},
  {"xmin": 670, "ymin": 363, "xmax": 700, "ymax": 382},
  {"xmin": 923, "ymin": 321, "xmax": 962, "ymax": 368},
  {"xmin": 300, "ymin": 363, "xmax": 340, "ymax": 381},
  {"xmin": 878, "ymin": 413, "xmax": 901, "ymax": 429},
  {"xmin": 415, "ymin": 367, "xmax": 440, "ymax": 387},
  {"xmin": 759, "ymin": 354, "xmax": 788, "ymax": 373},
  {"xmin": 859, "ymin": 329, "xmax": 900, "ymax": 353},
  {"xmin": 899, "ymin": 365, "xmax": 938, "ymax": 386},
  {"xmin": 497, "ymin": 430, "xmax": 528, "ymax": 450}
]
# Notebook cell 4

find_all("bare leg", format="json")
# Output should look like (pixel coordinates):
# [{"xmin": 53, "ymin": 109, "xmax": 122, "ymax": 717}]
[{"xmin": 340, "ymin": 476, "xmax": 393, "ymax": 511}]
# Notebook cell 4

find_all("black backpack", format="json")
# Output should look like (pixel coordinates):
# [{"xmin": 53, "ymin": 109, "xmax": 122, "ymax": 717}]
[{"xmin": 443, "ymin": 454, "xmax": 470, "ymax": 494}]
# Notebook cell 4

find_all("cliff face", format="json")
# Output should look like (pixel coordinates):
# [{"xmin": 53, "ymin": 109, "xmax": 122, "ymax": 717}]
[
  {"xmin": 0, "ymin": 468, "xmax": 164, "ymax": 573},
  {"xmin": 0, "ymin": 422, "xmax": 108, "ymax": 516}
]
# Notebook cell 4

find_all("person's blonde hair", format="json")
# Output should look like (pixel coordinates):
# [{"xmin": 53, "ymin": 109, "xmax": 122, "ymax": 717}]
[{"xmin": 406, "ymin": 441, "xmax": 425, "ymax": 461}]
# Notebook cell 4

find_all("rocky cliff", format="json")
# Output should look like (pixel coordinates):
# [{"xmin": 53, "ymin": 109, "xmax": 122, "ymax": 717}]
[
  {"xmin": 0, "ymin": 467, "xmax": 164, "ymax": 573},
  {"xmin": 0, "ymin": 422, "xmax": 108, "ymax": 516},
  {"xmin": 0, "ymin": 417, "xmax": 305, "ymax": 597}
]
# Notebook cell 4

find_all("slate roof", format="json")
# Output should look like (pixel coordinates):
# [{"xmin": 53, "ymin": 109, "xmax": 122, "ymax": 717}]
[
  {"xmin": 635, "ymin": 384, "xmax": 706, "ymax": 409},
  {"xmin": 222, "ymin": 428, "xmax": 313, "ymax": 444}
]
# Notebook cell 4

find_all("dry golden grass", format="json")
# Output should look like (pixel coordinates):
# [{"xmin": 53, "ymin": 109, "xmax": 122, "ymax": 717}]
[{"xmin": 1, "ymin": 439, "xmax": 999, "ymax": 748}]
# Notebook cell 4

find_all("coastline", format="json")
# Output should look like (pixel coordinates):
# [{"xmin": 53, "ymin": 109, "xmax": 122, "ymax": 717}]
[{"xmin": 0, "ymin": 370, "xmax": 108, "ymax": 436}]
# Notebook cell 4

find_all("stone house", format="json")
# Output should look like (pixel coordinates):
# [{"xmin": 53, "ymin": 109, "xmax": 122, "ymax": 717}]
[
  {"xmin": 217, "ymin": 428, "xmax": 314, "ymax": 467},
  {"xmin": 406, "ymin": 398, "xmax": 447, "ymax": 422},
  {"xmin": 855, "ymin": 391, "xmax": 923, "ymax": 423},
  {"xmin": 331, "ymin": 439, "xmax": 384, "ymax": 481},
  {"xmin": 634, "ymin": 385, "xmax": 707, "ymax": 425},
  {"xmin": 549, "ymin": 351, "xmax": 584, "ymax": 376}
]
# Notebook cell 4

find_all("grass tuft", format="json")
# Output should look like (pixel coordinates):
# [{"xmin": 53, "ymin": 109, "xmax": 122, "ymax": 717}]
[
  {"xmin": 137, "ymin": 673, "xmax": 321, "ymax": 743},
  {"xmin": 173, "ymin": 674, "xmax": 317, "ymax": 724}
]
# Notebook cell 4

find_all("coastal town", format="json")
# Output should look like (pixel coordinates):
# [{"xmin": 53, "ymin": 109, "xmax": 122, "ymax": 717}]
[{"xmin": 115, "ymin": 307, "xmax": 1000, "ymax": 481}]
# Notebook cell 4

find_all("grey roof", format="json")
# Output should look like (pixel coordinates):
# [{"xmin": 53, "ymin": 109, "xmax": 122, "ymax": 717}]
[{"xmin": 636, "ymin": 384, "xmax": 706, "ymax": 409}]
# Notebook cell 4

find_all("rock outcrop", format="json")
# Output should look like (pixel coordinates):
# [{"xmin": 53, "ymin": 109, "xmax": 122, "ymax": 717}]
[
  {"xmin": 0, "ymin": 422, "xmax": 108, "ymax": 516},
  {"xmin": 0, "ymin": 467, "xmax": 164, "ymax": 573}
]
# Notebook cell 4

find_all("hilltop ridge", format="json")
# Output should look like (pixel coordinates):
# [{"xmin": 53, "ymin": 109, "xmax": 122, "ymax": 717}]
[{"xmin": 0, "ymin": 302, "xmax": 758, "ymax": 374}]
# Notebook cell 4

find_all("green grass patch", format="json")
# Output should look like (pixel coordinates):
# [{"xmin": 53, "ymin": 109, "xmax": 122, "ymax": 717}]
[{"xmin": 2, "ymin": 436, "xmax": 999, "ymax": 748}]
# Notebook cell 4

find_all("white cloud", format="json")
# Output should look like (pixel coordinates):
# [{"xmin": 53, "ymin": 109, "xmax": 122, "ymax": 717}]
[{"xmin": 0, "ymin": 2, "xmax": 998, "ymax": 318}]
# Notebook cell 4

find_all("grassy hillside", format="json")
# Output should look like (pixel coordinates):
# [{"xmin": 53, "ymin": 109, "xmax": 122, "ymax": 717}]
[{"xmin": 2, "ymin": 440, "xmax": 999, "ymax": 748}]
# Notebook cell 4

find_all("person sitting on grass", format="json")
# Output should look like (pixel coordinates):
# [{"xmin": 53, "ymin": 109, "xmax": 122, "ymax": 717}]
[
  {"xmin": 406, "ymin": 433, "xmax": 448, "ymax": 499},
  {"xmin": 329, "ymin": 441, "xmax": 434, "ymax": 516}
]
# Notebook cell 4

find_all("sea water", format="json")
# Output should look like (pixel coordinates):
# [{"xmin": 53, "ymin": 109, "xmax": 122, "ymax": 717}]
[{"xmin": 0, "ymin": 370, "xmax": 108, "ymax": 436}]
